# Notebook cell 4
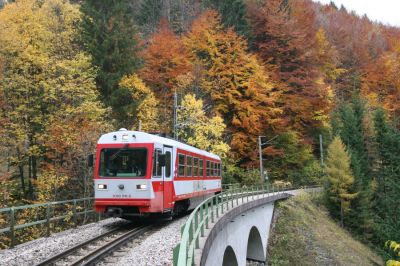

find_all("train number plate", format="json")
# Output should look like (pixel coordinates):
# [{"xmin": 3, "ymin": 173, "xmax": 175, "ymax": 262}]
[{"xmin": 112, "ymin": 194, "xmax": 132, "ymax": 198}]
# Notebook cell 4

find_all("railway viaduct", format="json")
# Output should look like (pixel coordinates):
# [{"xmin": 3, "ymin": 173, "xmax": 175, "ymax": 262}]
[{"xmin": 174, "ymin": 187, "xmax": 321, "ymax": 266}]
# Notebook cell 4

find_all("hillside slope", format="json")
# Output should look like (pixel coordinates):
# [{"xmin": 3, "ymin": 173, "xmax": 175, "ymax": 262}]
[{"xmin": 268, "ymin": 193, "xmax": 383, "ymax": 266}]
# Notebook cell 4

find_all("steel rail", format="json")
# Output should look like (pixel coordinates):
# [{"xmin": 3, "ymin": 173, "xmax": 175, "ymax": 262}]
[
  {"xmin": 34, "ymin": 224, "xmax": 152, "ymax": 266},
  {"xmin": 35, "ymin": 226, "xmax": 122, "ymax": 266},
  {"xmin": 70, "ymin": 225, "xmax": 151, "ymax": 266}
]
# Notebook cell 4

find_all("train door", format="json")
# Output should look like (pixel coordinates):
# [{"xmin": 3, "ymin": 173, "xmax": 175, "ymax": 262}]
[{"xmin": 162, "ymin": 146, "xmax": 173, "ymax": 211}]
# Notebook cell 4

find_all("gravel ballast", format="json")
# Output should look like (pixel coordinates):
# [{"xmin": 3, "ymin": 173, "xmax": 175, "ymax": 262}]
[
  {"xmin": 0, "ymin": 218, "xmax": 130, "ymax": 266},
  {"xmin": 99, "ymin": 217, "xmax": 187, "ymax": 266},
  {"xmin": 0, "ymin": 216, "xmax": 187, "ymax": 266}
]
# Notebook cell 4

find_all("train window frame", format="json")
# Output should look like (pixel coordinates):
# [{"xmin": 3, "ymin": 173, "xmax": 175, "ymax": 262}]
[
  {"xmin": 178, "ymin": 153, "xmax": 185, "ymax": 177},
  {"xmin": 193, "ymin": 157, "xmax": 199, "ymax": 176},
  {"xmin": 211, "ymin": 161, "xmax": 215, "ymax": 176},
  {"xmin": 165, "ymin": 151, "xmax": 171, "ymax": 178},
  {"xmin": 206, "ymin": 160, "xmax": 211, "ymax": 176},
  {"xmin": 186, "ymin": 156, "xmax": 193, "ymax": 177},
  {"xmin": 199, "ymin": 159, "xmax": 204, "ymax": 177},
  {"xmin": 152, "ymin": 149, "xmax": 162, "ymax": 177},
  {"xmin": 99, "ymin": 148, "xmax": 148, "ymax": 178}
]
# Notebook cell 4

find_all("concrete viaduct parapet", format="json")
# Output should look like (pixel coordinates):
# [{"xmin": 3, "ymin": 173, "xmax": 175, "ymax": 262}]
[{"xmin": 195, "ymin": 188, "xmax": 321, "ymax": 266}]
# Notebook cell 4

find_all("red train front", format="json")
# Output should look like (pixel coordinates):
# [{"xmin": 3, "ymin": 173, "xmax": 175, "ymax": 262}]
[{"xmin": 94, "ymin": 129, "xmax": 222, "ymax": 218}]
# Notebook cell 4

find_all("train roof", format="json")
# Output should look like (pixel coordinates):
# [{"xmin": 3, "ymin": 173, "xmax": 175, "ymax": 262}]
[{"xmin": 98, "ymin": 129, "xmax": 221, "ymax": 160}]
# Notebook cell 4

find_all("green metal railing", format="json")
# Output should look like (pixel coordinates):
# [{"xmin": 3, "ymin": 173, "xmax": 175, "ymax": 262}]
[
  {"xmin": 221, "ymin": 183, "xmax": 241, "ymax": 190},
  {"xmin": 0, "ymin": 197, "xmax": 100, "ymax": 248},
  {"xmin": 173, "ymin": 184, "xmax": 315, "ymax": 266}
]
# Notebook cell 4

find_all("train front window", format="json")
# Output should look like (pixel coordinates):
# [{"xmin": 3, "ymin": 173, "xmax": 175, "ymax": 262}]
[{"xmin": 99, "ymin": 148, "xmax": 147, "ymax": 177}]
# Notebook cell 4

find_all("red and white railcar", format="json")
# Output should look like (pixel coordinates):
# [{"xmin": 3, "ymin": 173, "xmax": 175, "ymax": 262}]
[{"xmin": 94, "ymin": 129, "xmax": 222, "ymax": 218}]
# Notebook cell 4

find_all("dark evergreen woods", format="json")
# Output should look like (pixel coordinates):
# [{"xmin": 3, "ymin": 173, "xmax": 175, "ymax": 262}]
[
  {"xmin": 0, "ymin": 0, "xmax": 399, "ymax": 255},
  {"xmin": 80, "ymin": 0, "xmax": 142, "ymax": 127}
]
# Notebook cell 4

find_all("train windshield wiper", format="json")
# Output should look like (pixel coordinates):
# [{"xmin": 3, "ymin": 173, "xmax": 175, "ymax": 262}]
[{"xmin": 109, "ymin": 144, "xmax": 129, "ymax": 160}]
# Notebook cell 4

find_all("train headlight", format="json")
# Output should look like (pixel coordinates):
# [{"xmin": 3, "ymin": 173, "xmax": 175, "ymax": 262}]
[
  {"xmin": 98, "ymin": 184, "xmax": 108, "ymax": 190},
  {"xmin": 122, "ymin": 134, "xmax": 129, "ymax": 141},
  {"xmin": 136, "ymin": 184, "xmax": 147, "ymax": 190}
]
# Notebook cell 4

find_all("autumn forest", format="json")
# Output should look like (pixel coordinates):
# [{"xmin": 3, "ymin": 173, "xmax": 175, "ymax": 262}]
[{"xmin": 0, "ymin": 0, "xmax": 399, "ymax": 257}]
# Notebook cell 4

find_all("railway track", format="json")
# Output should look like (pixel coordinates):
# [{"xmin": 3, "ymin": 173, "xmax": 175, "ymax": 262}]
[{"xmin": 35, "ymin": 224, "xmax": 153, "ymax": 266}]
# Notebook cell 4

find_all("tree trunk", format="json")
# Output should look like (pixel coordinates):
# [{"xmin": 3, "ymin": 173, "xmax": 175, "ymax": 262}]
[
  {"xmin": 18, "ymin": 164, "xmax": 25, "ymax": 195},
  {"xmin": 340, "ymin": 200, "xmax": 344, "ymax": 227},
  {"xmin": 27, "ymin": 155, "xmax": 35, "ymax": 199},
  {"xmin": 16, "ymin": 148, "xmax": 26, "ymax": 195},
  {"xmin": 32, "ymin": 155, "xmax": 37, "ymax": 180}
]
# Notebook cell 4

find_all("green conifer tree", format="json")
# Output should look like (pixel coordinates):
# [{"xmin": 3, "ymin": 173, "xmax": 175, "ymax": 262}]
[
  {"xmin": 373, "ymin": 109, "xmax": 400, "ymax": 244},
  {"xmin": 136, "ymin": 0, "xmax": 163, "ymax": 35},
  {"xmin": 80, "ymin": 0, "xmax": 141, "ymax": 126},
  {"xmin": 203, "ymin": 0, "xmax": 250, "ymax": 38},
  {"xmin": 331, "ymin": 96, "xmax": 375, "ymax": 236}
]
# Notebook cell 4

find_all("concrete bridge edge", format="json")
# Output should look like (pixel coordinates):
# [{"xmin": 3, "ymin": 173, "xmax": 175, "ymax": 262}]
[{"xmin": 199, "ymin": 193, "xmax": 292, "ymax": 266}]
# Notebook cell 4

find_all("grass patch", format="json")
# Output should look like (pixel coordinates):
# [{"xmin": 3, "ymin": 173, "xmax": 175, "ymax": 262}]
[{"xmin": 268, "ymin": 193, "xmax": 383, "ymax": 266}]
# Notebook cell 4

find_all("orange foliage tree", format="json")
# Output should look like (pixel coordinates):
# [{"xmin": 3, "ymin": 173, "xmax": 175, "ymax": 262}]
[
  {"xmin": 184, "ymin": 10, "xmax": 283, "ymax": 164},
  {"xmin": 249, "ymin": 0, "xmax": 333, "ymax": 139},
  {"xmin": 362, "ymin": 39, "xmax": 400, "ymax": 119},
  {"xmin": 140, "ymin": 19, "xmax": 192, "ymax": 133}
]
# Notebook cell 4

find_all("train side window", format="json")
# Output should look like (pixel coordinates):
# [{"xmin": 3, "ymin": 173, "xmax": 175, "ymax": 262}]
[
  {"xmin": 199, "ymin": 159, "xmax": 204, "ymax": 177},
  {"xmin": 218, "ymin": 163, "xmax": 221, "ymax": 176},
  {"xmin": 206, "ymin": 161, "xmax": 210, "ymax": 176},
  {"xmin": 186, "ymin": 156, "xmax": 193, "ymax": 177},
  {"xmin": 193, "ymin": 157, "xmax": 199, "ymax": 176},
  {"xmin": 165, "ymin": 151, "xmax": 171, "ymax": 178},
  {"xmin": 178, "ymin": 154, "xmax": 185, "ymax": 176},
  {"xmin": 211, "ymin": 162, "xmax": 215, "ymax": 176},
  {"xmin": 153, "ymin": 149, "xmax": 162, "ymax": 177}
]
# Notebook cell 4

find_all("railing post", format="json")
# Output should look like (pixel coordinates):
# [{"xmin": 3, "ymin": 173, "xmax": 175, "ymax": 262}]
[
  {"xmin": 236, "ymin": 188, "xmax": 239, "ymax": 206},
  {"xmin": 194, "ymin": 212, "xmax": 199, "ymax": 248},
  {"xmin": 226, "ymin": 192, "xmax": 229, "ymax": 210},
  {"xmin": 205, "ymin": 201, "xmax": 209, "ymax": 229},
  {"xmin": 10, "ymin": 207, "xmax": 15, "ymax": 248},
  {"xmin": 200, "ymin": 206, "xmax": 204, "ymax": 237},
  {"xmin": 46, "ymin": 203, "xmax": 51, "ymax": 237},
  {"xmin": 221, "ymin": 193, "xmax": 225, "ymax": 214},
  {"xmin": 211, "ymin": 198, "xmax": 214, "ymax": 223},
  {"xmin": 73, "ymin": 199, "xmax": 77, "ymax": 227},
  {"xmin": 188, "ymin": 220, "xmax": 193, "ymax": 248},
  {"xmin": 230, "ymin": 191, "xmax": 234, "ymax": 209},
  {"xmin": 216, "ymin": 196, "xmax": 219, "ymax": 218}
]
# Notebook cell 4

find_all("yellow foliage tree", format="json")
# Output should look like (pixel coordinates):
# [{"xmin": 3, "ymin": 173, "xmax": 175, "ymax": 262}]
[
  {"xmin": 34, "ymin": 170, "xmax": 69, "ymax": 202},
  {"xmin": 177, "ymin": 94, "xmax": 229, "ymax": 158},
  {"xmin": 119, "ymin": 74, "xmax": 159, "ymax": 132},
  {"xmin": 315, "ymin": 27, "xmax": 346, "ymax": 84},
  {"xmin": 325, "ymin": 136, "xmax": 357, "ymax": 227},
  {"xmin": 0, "ymin": 0, "xmax": 108, "ymax": 200}
]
